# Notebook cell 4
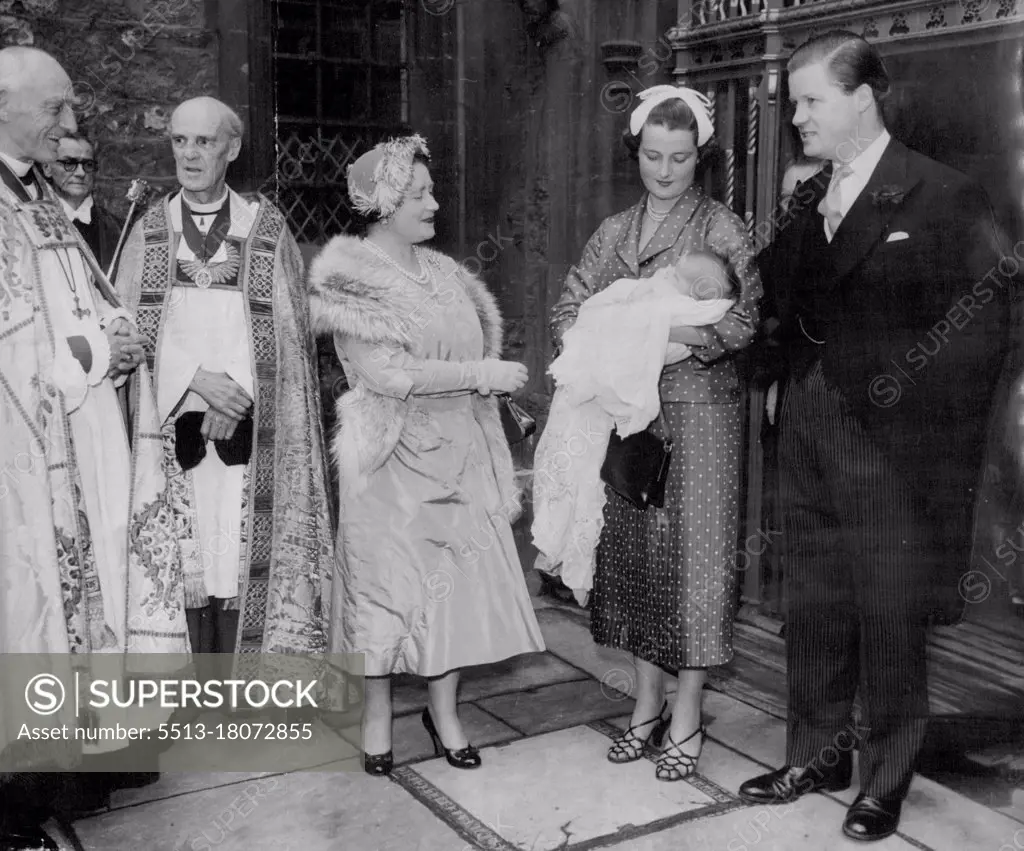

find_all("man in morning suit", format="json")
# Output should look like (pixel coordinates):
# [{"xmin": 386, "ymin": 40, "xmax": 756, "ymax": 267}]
[{"xmin": 738, "ymin": 31, "xmax": 1011, "ymax": 841}]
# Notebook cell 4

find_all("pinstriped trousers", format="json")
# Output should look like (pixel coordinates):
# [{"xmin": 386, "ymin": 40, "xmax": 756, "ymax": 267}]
[{"xmin": 779, "ymin": 360, "xmax": 930, "ymax": 800}]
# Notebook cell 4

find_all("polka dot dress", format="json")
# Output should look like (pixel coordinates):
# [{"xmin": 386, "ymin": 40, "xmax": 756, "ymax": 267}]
[
  {"xmin": 591, "ymin": 402, "xmax": 742, "ymax": 669},
  {"xmin": 556, "ymin": 185, "xmax": 763, "ymax": 671}
]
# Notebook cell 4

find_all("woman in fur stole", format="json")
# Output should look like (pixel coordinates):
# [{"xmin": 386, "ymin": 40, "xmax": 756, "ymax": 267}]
[{"xmin": 308, "ymin": 136, "xmax": 545, "ymax": 776}]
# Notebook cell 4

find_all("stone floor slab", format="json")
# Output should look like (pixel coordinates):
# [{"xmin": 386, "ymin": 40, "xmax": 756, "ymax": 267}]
[
  {"xmin": 153, "ymin": 714, "xmax": 360, "ymax": 775},
  {"xmin": 399, "ymin": 725, "xmax": 740, "ymax": 851},
  {"xmin": 458, "ymin": 653, "xmax": 590, "ymax": 705},
  {"xmin": 535, "ymin": 609, "xmax": 639, "ymax": 692},
  {"xmin": 932, "ymin": 744, "xmax": 1024, "ymax": 824},
  {"xmin": 475, "ymin": 678, "xmax": 633, "ymax": 737},
  {"xmin": 392, "ymin": 652, "xmax": 588, "ymax": 716},
  {"xmin": 106, "ymin": 705, "xmax": 520, "ymax": 811},
  {"xmin": 697, "ymin": 689, "xmax": 1024, "ymax": 848},
  {"xmin": 700, "ymin": 688, "xmax": 789, "ymax": 769},
  {"xmin": 108, "ymin": 771, "xmax": 275, "ymax": 810},
  {"xmin": 76, "ymin": 770, "xmax": 468, "ymax": 851},
  {"xmin": 611, "ymin": 793, "xmax": 921, "ymax": 851}
]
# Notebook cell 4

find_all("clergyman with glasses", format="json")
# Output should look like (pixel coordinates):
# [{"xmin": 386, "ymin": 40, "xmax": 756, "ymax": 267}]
[{"xmin": 42, "ymin": 131, "xmax": 124, "ymax": 273}]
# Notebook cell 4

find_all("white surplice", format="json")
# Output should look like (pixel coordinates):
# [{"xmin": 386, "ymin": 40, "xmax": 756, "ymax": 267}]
[
  {"xmin": 46, "ymin": 250, "xmax": 134, "ymax": 647},
  {"xmin": 156, "ymin": 190, "xmax": 258, "ymax": 600}
]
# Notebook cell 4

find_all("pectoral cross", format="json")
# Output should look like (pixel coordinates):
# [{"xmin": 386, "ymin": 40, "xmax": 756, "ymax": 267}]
[{"xmin": 54, "ymin": 249, "xmax": 91, "ymax": 320}]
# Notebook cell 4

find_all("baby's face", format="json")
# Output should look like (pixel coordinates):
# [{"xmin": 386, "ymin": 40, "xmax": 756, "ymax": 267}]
[
  {"xmin": 673, "ymin": 256, "xmax": 732, "ymax": 300},
  {"xmin": 669, "ymin": 268, "xmax": 697, "ymax": 298}
]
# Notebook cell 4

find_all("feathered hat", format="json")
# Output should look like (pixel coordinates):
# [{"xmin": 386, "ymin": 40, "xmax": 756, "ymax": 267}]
[{"xmin": 346, "ymin": 134, "xmax": 430, "ymax": 219}]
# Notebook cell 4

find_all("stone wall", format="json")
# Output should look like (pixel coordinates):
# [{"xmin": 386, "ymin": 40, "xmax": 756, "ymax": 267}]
[
  {"xmin": 408, "ymin": 1, "xmax": 534, "ymax": 366},
  {"xmin": 499, "ymin": 0, "xmax": 677, "ymax": 423},
  {"xmin": 2, "ymin": 0, "xmax": 219, "ymax": 215},
  {"xmin": 403, "ymin": 0, "xmax": 678, "ymax": 440}
]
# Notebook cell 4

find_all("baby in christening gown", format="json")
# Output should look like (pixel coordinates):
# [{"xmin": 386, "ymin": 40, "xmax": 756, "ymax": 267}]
[
  {"xmin": 649, "ymin": 250, "xmax": 736, "ymax": 364},
  {"xmin": 532, "ymin": 250, "xmax": 735, "ymax": 605}
]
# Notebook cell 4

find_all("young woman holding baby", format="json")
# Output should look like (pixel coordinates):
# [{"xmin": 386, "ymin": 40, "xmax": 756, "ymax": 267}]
[{"xmin": 550, "ymin": 86, "xmax": 762, "ymax": 779}]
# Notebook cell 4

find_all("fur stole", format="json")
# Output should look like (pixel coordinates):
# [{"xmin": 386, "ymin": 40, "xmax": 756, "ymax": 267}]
[{"xmin": 308, "ymin": 235, "xmax": 519, "ymax": 518}]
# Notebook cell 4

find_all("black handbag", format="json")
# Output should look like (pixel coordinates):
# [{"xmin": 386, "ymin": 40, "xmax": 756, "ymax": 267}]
[
  {"xmin": 499, "ymin": 394, "xmax": 536, "ymax": 444},
  {"xmin": 600, "ymin": 411, "xmax": 673, "ymax": 510}
]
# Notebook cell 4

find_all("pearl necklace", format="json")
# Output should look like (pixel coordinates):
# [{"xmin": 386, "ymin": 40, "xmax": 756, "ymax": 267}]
[
  {"xmin": 645, "ymin": 197, "xmax": 673, "ymax": 222},
  {"xmin": 364, "ymin": 238, "xmax": 431, "ymax": 286}
]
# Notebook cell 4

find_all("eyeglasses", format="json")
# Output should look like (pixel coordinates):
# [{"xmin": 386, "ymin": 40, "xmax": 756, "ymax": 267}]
[{"xmin": 55, "ymin": 159, "xmax": 98, "ymax": 174}]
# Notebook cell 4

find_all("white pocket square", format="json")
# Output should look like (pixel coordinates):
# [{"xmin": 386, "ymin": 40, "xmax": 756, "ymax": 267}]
[{"xmin": 886, "ymin": 231, "xmax": 910, "ymax": 243}]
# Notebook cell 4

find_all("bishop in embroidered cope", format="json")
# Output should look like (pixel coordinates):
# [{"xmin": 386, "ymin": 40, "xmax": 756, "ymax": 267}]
[
  {"xmin": 115, "ymin": 97, "xmax": 334, "ymax": 659},
  {"xmin": 0, "ymin": 49, "xmax": 191, "ymax": 821}
]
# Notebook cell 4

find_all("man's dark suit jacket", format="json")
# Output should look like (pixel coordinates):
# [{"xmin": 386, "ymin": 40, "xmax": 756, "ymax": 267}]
[{"xmin": 757, "ymin": 138, "xmax": 1012, "ymax": 580}]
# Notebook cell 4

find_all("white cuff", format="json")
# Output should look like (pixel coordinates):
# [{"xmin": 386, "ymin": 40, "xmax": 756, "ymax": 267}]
[
  {"xmin": 83, "ymin": 326, "xmax": 112, "ymax": 386},
  {"xmin": 51, "ymin": 338, "xmax": 88, "ymax": 414}
]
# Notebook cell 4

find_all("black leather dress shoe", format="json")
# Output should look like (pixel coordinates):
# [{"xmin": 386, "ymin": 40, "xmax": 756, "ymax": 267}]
[
  {"xmin": 738, "ymin": 764, "xmax": 852, "ymax": 804},
  {"xmin": 843, "ymin": 793, "xmax": 902, "ymax": 842}
]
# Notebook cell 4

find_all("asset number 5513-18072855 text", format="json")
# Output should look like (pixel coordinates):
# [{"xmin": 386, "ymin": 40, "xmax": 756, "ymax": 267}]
[{"xmin": 155, "ymin": 722, "xmax": 314, "ymax": 741}]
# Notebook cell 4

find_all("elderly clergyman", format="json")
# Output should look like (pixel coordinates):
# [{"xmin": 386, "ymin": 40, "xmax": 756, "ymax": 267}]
[
  {"xmin": 0, "ymin": 47, "xmax": 188, "ymax": 847},
  {"xmin": 117, "ymin": 96, "xmax": 334, "ymax": 658}
]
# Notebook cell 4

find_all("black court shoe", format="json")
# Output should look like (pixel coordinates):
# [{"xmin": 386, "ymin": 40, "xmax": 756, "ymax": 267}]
[
  {"xmin": 421, "ymin": 708, "xmax": 481, "ymax": 770},
  {"xmin": 363, "ymin": 750, "xmax": 394, "ymax": 777}
]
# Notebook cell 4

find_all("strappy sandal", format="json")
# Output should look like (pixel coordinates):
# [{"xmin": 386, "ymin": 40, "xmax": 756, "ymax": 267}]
[
  {"xmin": 655, "ymin": 724, "xmax": 706, "ymax": 781},
  {"xmin": 607, "ymin": 701, "xmax": 669, "ymax": 764}
]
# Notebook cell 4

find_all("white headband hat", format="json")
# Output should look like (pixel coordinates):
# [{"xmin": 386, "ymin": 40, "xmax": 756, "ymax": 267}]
[{"xmin": 629, "ymin": 85, "xmax": 715, "ymax": 147}]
